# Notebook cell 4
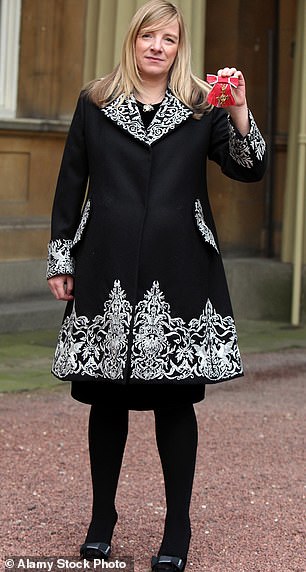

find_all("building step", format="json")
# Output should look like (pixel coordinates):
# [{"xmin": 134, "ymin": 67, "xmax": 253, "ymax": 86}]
[
  {"xmin": 0, "ymin": 258, "xmax": 304, "ymax": 332},
  {"xmin": 0, "ymin": 297, "xmax": 63, "ymax": 332},
  {"xmin": 0, "ymin": 217, "xmax": 50, "ymax": 260}
]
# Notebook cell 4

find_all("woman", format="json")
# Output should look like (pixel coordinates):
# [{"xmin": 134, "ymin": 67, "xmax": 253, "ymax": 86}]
[{"xmin": 47, "ymin": 1, "xmax": 266, "ymax": 570}]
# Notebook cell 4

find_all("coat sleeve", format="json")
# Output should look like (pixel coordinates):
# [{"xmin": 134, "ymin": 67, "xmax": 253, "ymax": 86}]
[
  {"xmin": 46, "ymin": 93, "xmax": 89, "ymax": 279},
  {"xmin": 208, "ymin": 107, "xmax": 267, "ymax": 182}
]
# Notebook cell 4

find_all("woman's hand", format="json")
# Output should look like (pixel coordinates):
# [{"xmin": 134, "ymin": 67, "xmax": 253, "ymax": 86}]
[
  {"xmin": 48, "ymin": 274, "xmax": 74, "ymax": 301},
  {"xmin": 217, "ymin": 67, "xmax": 246, "ymax": 107},
  {"xmin": 217, "ymin": 67, "xmax": 249, "ymax": 136}
]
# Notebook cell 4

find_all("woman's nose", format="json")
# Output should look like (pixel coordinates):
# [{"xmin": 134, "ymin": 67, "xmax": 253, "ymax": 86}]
[{"xmin": 150, "ymin": 37, "xmax": 162, "ymax": 51}]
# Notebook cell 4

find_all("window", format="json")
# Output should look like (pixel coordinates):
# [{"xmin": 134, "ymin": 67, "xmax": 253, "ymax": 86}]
[{"xmin": 0, "ymin": 0, "xmax": 21, "ymax": 118}]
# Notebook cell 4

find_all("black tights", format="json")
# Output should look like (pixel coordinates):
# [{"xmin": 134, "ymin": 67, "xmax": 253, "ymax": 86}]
[{"xmin": 85, "ymin": 403, "xmax": 198, "ymax": 561}]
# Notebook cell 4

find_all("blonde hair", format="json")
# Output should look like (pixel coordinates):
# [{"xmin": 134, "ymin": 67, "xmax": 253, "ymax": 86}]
[{"xmin": 86, "ymin": 0, "xmax": 211, "ymax": 118}]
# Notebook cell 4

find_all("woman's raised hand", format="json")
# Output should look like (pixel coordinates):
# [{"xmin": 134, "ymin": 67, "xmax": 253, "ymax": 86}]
[
  {"xmin": 217, "ymin": 67, "xmax": 247, "ymax": 108},
  {"xmin": 217, "ymin": 67, "xmax": 249, "ymax": 136}
]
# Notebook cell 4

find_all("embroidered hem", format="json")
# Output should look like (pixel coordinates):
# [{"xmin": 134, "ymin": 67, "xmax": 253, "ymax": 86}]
[
  {"xmin": 52, "ymin": 280, "xmax": 132, "ymax": 379},
  {"xmin": 52, "ymin": 280, "xmax": 243, "ymax": 383}
]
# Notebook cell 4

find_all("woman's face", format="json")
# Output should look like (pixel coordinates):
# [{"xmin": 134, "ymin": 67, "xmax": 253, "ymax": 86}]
[{"xmin": 135, "ymin": 19, "xmax": 179, "ymax": 81}]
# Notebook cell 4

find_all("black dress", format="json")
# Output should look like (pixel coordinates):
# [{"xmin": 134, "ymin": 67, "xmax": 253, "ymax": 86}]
[{"xmin": 71, "ymin": 101, "xmax": 206, "ymax": 410}]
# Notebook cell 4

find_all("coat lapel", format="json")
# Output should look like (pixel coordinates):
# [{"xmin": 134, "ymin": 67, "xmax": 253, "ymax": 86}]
[{"xmin": 101, "ymin": 89, "xmax": 193, "ymax": 146}]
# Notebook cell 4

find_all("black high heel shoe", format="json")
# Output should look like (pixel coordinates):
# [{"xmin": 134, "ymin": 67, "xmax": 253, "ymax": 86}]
[
  {"xmin": 151, "ymin": 554, "xmax": 186, "ymax": 571},
  {"xmin": 80, "ymin": 542, "xmax": 111, "ymax": 561}
]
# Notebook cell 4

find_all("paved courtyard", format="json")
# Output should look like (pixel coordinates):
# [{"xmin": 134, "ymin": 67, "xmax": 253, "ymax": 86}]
[{"xmin": 1, "ymin": 348, "xmax": 305, "ymax": 572}]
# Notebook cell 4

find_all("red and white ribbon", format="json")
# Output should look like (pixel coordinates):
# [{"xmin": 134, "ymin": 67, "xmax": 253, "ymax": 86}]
[{"xmin": 206, "ymin": 74, "xmax": 239, "ymax": 107}]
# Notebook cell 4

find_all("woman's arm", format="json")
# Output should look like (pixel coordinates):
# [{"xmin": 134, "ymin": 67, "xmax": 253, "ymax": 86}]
[
  {"xmin": 207, "ymin": 67, "xmax": 267, "ymax": 182},
  {"xmin": 46, "ymin": 92, "xmax": 89, "ymax": 290},
  {"xmin": 217, "ymin": 67, "xmax": 250, "ymax": 136}
]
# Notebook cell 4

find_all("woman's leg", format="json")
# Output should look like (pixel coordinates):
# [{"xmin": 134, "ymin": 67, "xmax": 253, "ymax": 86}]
[
  {"xmin": 153, "ymin": 404, "xmax": 198, "ymax": 562},
  {"xmin": 85, "ymin": 404, "xmax": 129, "ymax": 544}
]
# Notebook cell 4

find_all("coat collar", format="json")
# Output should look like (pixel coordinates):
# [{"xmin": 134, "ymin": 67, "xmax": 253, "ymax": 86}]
[{"xmin": 101, "ymin": 88, "xmax": 193, "ymax": 146}]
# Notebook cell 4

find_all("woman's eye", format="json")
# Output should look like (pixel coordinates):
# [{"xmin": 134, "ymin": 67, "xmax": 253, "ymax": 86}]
[
  {"xmin": 165, "ymin": 37, "xmax": 175, "ymax": 43},
  {"xmin": 141, "ymin": 33, "xmax": 152, "ymax": 38}
]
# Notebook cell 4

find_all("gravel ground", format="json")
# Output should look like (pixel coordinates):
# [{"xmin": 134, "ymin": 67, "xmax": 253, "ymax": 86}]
[{"xmin": 1, "ymin": 349, "xmax": 305, "ymax": 572}]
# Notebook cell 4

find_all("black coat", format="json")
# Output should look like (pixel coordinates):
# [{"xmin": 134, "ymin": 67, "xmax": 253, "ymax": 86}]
[{"xmin": 47, "ymin": 89, "xmax": 266, "ymax": 386}]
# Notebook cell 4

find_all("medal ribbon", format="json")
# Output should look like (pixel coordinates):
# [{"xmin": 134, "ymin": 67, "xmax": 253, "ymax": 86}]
[{"xmin": 206, "ymin": 74, "xmax": 239, "ymax": 108}]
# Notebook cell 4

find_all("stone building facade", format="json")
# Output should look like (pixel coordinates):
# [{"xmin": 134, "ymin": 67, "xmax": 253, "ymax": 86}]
[{"xmin": 0, "ymin": 0, "xmax": 305, "ymax": 323}]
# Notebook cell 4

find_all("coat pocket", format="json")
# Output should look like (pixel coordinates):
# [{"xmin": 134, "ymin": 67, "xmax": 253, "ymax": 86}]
[
  {"xmin": 194, "ymin": 199, "xmax": 219, "ymax": 254},
  {"xmin": 72, "ymin": 199, "xmax": 91, "ymax": 248}
]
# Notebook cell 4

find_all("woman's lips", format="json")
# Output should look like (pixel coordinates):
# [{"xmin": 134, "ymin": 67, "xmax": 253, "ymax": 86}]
[{"xmin": 145, "ymin": 56, "xmax": 164, "ymax": 62}]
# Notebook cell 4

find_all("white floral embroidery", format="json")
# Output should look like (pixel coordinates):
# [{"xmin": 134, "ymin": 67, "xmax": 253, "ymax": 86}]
[
  {"xmin": 194, "ymin": 199, "xmax": 219, "ymax": 253},
  {"xmin": 146, "ymin": 91, "xmax": 193, "ymax": 144},
  {"xmin": 102, "ymin": 95, "xmax": 145, "ymax": 143},
  {"xmin": 131, "ymin": 282, "xmax": 243, "ymax": 381},
  {"xmin": 248, "ymin": 111, "xmax": 266, "ymax": 160},
  {"xmin": 102, "ymin": 89, "xmax": 192, "ymax": 146},
  {"xmin": 51, "ymin": 280, "xmax": 242, "ymax": 383},
  {"xmin": 52, "ymin": 280, "xmax": 132, "ymax": 379},
  {"xmin": 46, "ymin": 201, "xmax": 91, "ymax": 278},
  {"xmin": 72, "ymin": 199, "xmax": 91, "ymax": 247},
  {"xmin": 228, "ymin": 110, "xmax": 266, "ymax": 168},
  {"xmin": 46, "ymin": 239, "xmax": 75, "ymax": 279}
]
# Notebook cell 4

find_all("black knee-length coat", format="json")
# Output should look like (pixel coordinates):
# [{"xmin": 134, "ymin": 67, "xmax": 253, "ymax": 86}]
[{"xmin": 47, "ymin": 89, "xmax": 266, "ymax": 395}]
